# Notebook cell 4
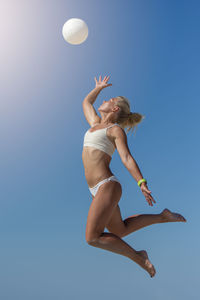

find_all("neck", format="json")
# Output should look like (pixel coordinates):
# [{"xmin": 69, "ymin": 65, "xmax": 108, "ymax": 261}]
[{"xmin": 99, "ymin": 112, "xmax": 117, "ymax": 125}]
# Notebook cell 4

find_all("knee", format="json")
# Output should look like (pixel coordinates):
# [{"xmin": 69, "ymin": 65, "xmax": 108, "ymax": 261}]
[
  {"xmin": 85, "ymin": 233, "xmax": 101, "ymax": 245},
  {"xmin": 86, "ymin": 237, "xmax": 99, "ymax": 245}
]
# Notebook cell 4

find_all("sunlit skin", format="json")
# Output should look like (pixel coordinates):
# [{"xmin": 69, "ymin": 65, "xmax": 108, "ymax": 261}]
[
  {"xmin": 98, "ymin": 97, "xmax": 121, "ymax": 124},
  {"xmin": 83, "ymin": 75, "xmax": 187, "ymax": 278}
]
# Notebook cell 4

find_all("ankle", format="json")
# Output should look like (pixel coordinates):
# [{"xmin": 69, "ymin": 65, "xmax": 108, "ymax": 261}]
[{"xmin": 160, "ymin": 211, "xmax": 167, "ymax": 223}]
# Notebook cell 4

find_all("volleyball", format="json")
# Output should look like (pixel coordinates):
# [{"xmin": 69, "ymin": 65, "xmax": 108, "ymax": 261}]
[{"xmin": 62, "ymin": 18, "xmax": 89, "ymax": 45}]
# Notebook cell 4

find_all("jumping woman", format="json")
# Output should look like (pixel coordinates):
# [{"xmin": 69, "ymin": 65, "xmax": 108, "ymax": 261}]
[{"xmin": 82, "ymin": 75, "xmax": 186, "ymax": 278}]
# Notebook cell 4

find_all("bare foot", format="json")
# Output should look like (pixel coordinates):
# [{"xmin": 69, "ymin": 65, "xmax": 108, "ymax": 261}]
[
  {"xmin": 161, "ymin": 208, "xmax": 187, "ymax": 223},
  {"xmin": 136, "ymin": 250, "xmax": 156, "ymax": 278}
]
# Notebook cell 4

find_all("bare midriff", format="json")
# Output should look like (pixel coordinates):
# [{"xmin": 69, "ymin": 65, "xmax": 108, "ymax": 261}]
[{"xmin": 82, "ymin": 125, "xmax": 116, "ymax": 188}]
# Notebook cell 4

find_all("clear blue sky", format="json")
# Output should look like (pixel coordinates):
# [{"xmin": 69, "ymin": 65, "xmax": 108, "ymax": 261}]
[{"xmin": 0, "ymin": 0, "xmax": 199, "ymax": 299}]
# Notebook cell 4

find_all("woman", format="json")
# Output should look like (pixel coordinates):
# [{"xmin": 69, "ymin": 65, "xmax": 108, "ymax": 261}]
[{"xmin": 82, "ymin": 75, "xmax": 186, "ymax": 278}]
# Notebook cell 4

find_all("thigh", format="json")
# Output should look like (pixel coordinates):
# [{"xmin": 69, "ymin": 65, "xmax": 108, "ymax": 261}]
[
  {"xmin": 85, "ymin": 180, "xmax": 122, "ymax": 242},
  {"xmin": 105, "ymin": 204, "xmax": 126, "ymax": 237}
]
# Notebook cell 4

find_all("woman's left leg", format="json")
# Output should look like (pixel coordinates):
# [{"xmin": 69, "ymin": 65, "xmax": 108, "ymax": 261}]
[{"xmin": 86, "ymin": 181, "xmax": 156, "ymax": 277}]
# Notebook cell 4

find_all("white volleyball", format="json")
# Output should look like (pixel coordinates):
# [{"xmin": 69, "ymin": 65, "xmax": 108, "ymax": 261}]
[{"xmin": 62, "ymin": 18, "xmax": 89, "ymax": 45}]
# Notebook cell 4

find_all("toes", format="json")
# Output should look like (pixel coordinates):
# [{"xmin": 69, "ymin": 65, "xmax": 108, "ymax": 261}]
[
  {"xmin": 180, "ymin": 214, "xmax": 187, "ymax": 222},
  {"xmin": 152, "ymin": 266, "xmax": 156, "ymax": 277},
  {"xmin": 176, "ymin": 213, "xmax": 186, "ymax": 222},
  {"xmin": 163, "ymin": 210, "xmax": 187, "ymax": 222},
  {"xmin": 150, "ymin": 266, "xmax": 156, "ymax": 277}
]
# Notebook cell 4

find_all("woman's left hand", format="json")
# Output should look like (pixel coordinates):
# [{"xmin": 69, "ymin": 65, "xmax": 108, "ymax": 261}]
[
  {"xmin": 140, "ymin": 183, "xmax": 156, "ymax": 206},
  {"xmin": 94, "ymin": 75, "xmax": 112, "ymax": 89}
]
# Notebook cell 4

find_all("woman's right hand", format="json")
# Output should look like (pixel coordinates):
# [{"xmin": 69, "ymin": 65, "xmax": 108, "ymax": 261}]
[
  {"xmin": 140, "ymin": 183, "xmax": 156, "ymax": 206},
  {"xmin": 94, "ymin": 75, "xmax": 112, "ymax": 89}
]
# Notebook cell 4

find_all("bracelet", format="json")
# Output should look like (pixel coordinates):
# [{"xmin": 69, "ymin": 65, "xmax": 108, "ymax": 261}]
[{"xmin": 137, "ymin": 178, "xmax": 147, "ymax": 187}]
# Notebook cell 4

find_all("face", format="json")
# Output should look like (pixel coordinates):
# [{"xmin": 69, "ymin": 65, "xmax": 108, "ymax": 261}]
[{"xmin": 98, "ymin": 98, "xmax": 119, "ymax": 113}]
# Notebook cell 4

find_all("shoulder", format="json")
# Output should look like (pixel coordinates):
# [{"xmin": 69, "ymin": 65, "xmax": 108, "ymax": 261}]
[
  {"xmin": 110, "ymin": 125, "xmax": 127, "ymax": 143},
  {"xmin": 112, "ymin": 124, "xmax": 126, "ymax": 136},
  {"xmin": 90, "ymin": 118, "xmax": 101, "ymax": 127},
  {"xmin": 82, "ymin": 99, "xmax": 101, "ymax": 127}
]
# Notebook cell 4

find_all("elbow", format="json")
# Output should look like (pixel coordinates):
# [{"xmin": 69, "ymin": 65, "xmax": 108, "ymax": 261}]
[{"xmin": 83, "ymin": 98, "xmax": 92, "ymax": 106}]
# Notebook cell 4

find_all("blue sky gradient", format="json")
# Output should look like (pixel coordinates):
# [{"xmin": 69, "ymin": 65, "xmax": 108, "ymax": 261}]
[{"xmin": 0, "ymin": 0, "xmax": 199, "ymax": 299}]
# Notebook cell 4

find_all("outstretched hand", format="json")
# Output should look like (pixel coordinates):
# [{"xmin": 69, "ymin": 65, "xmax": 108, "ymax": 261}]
[
  {"xmin": 140, "ymin": 183, "xmax": 156, "ymax": 206},
  {"xmin": 94, "ymin": 75, "xmax": 112, "ymax": 89}
]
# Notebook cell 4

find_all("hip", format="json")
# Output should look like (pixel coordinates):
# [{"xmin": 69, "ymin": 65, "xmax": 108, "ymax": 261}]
[{"xmin": 85, "ymin": 170, "xmax": 114, "ymax": 188}]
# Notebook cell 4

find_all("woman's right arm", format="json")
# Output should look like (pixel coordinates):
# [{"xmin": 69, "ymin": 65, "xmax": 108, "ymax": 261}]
[
  {"xmin": 83, "ymin": 75, "xmax": 112, "ymax": 104},
  {"xmin": 124, "ymin": 156, "xmax": 156, "ymax": 206},
  {"xmin": 83, "ymin": 86, "xmax": 103, "ymax": 105}
]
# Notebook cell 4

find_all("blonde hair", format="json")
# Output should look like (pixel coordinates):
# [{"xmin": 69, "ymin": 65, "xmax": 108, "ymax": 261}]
[{"xmin": 115, "ymin": 96, "xmax": 145, "ymax": 135}]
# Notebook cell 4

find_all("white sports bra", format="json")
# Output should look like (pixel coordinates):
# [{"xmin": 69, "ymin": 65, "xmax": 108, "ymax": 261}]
[{"xmin": 83, "ymin": 123, "xmax": 122, "ymax": 157}]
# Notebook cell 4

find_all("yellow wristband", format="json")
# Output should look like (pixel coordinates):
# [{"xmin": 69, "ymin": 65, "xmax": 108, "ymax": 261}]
[{"xmin": 137, "ymin": 178, "xmax": 147, "ymax": 187}]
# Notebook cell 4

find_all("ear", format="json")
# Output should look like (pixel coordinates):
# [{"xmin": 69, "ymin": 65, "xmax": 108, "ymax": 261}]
[{"xmin": 113, "ymin": 106, "xmax": 120, "ymax": 113}]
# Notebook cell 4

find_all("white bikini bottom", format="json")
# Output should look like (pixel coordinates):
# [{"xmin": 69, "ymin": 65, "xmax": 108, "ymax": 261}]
[{"xmin": 89, "ymin": 175, "xmax": 121, "ymax": 197}]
